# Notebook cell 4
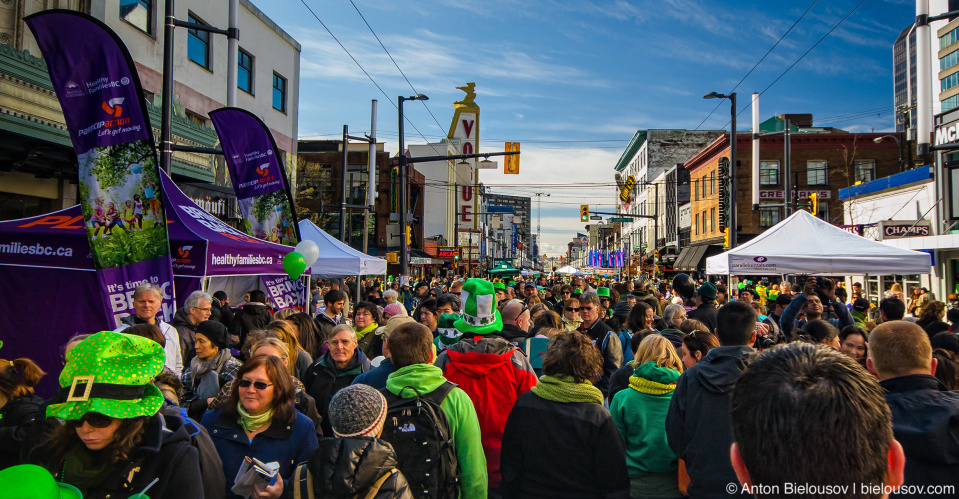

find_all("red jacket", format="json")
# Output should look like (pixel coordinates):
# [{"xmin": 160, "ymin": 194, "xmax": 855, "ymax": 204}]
[{"xmin": 436, "ymin": 335, "xmax": 537, "ymax": 490}]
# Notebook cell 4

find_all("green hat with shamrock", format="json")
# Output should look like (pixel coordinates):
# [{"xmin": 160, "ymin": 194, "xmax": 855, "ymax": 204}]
[
  {"xmin": 435, "ymin": 313, "xmax": 463, "ymax": 347},
  {"xmin": 47, "ymin": 331, "xmax": 164, "ymax": 421},
  {"xmin": 0, "ymin": 464, "xmax": 82, "ymax": 499},
  {"xmin": 454, "ymin": 278, "xmax": 503, "ymax": 335}
]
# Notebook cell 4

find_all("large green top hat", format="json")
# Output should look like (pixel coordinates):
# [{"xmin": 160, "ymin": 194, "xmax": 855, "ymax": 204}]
[
  {"xmin": 454, "ymin": 278, "xmax": 504, "ymax": 335},
  {"xmin": 47, "ymin": 331, "xmax": 165, "ymax": 421},
  {"xmin": 0, "ymin": 464, "xmax": 82, "ymax": 499}
]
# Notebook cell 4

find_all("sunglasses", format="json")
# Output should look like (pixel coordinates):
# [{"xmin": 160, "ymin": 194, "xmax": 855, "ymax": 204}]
[
  {"xmin": 566, "ymin": 307, "xmax": 580, "ymax": 312},
  {"xmin": 238, "ymin": 379, "xmax": 273, "ymax": 390},
  {"xmin": 581, "ymin": 306, "xmax": 594, "ymax": 311},
  {"xmin": 69, "ymin": 412, "xmax": 113, "ymax": 428}
]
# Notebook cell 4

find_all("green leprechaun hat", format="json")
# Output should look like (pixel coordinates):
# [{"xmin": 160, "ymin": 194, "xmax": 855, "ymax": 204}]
[
  {"xmin": 435, "ymin": 312, "xmax": 464, "ymax": 348},
  {"xmin": 0, "ymin": 464, "xmax": 82, "ymax": 499},
  {"xmin": 454, "ymin": 278, "xmax": 504, "ymax": 335},
  {"xmin": 47, "ymin": 331, "xmax": 165, "ymax": 421}
]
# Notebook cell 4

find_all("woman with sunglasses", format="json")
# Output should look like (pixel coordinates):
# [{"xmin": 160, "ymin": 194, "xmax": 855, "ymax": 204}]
[
  {"xmin": 562, "ymin": 298, "xmax": 583, "ymax": 331},
  {"xmin": 28, "ymin": 331, "xmax": 203, "ymax": 498},
  {"xmin": 201, "ymin": 354, "xmax": 319, "ymax": 499}
]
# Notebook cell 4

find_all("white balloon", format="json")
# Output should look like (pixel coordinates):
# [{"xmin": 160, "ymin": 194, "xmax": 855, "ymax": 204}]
[{"xmin": 294, "ymin": 240, "xmax": 319, "ymax": 267}]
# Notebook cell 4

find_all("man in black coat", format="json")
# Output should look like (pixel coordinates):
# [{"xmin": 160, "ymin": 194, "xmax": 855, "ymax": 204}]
[
  {"xmin": 868, "ymin": 320, "xmax": 959, "ymax": 496},
  {"xmin": 578, "ymin": 292, "xmax": 622, "ymax": 399},
  {"xmin": 229, "ymin": 289, "xmax": 272, "ymax": 351},
  {"xmin": 666, "ymin": 301, "xmax": 755, "ymax": 498},
  {"xmin": 687, "ymin": 282, "xmax": 719, "ymax": 333}
]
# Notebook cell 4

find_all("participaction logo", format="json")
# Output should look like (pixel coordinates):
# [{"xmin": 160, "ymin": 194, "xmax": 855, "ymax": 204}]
[
  {"xmin": 211, "ymin": 254, "xmax": 274, "ymax": 266},
  {"xmin": 753, "ymin": 256, "xmax": 768, "ymax": 263},
  {"xmin": 0, "ymin": 242, "xmax": 74, "ymax": 257}
]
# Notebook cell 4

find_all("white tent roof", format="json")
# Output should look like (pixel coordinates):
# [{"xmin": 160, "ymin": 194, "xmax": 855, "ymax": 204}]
[
  {"xmin": 705, "ymin": 210, "xmax": 931, "ymax": 275},
  {"xmin": 298, "ymin": 219, "xmax": 388, "ymax": 277},
  {"xmin": 555, "ymin": 265, "xmax": 581, "ymax": 275}
]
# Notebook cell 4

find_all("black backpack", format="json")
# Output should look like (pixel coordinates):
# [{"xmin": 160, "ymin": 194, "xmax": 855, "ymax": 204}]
[{"xmin": 380, "ymin": 382, "xmax": 459, "ymax": 499}]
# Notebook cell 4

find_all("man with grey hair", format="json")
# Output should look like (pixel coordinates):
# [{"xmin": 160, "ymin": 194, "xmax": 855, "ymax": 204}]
[
  {"xmin": 578, "ymin": 291, "xmax": 622, "ymax": 399},
  {"xmin": 116, "ymin": 282, "xmax": 182, "ymax": 375},
  {"xmin": 303, "ymin": 323, "xmax": 372, "ymax": 436},
  {"xmin": 170, "ymin": 290, "xmax": 213, "ymax": 365}
]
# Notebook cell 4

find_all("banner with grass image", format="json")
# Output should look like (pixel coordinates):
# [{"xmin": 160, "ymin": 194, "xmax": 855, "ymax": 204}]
[{"xmin": 26, "ymin": 11, "xmax": 176, "ymax": 327}]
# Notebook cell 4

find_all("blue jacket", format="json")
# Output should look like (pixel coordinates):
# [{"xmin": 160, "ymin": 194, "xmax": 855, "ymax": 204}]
[
  {"xmin": 351, "ymin": 358, "xmax": 397, "ymax": 390},
  {"xmin": 665, "ymin": 345, "xmax": 753, "ymax": 498},
  {"xmin": 881, "ymin": 374, "xmax": 959, "ymax": 497},
  {"xmin": 779, "ymin": 292, "xmax": 854, "ymax": 335},
  {"xmin": 200, "ymin": 408, "xmax": 318, "ymax": 499}
]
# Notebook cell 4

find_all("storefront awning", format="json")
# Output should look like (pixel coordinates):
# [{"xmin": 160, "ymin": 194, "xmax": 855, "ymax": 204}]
[{"xmin": 675, "ymin": 245, "xmax": 710, "ymax": 272}]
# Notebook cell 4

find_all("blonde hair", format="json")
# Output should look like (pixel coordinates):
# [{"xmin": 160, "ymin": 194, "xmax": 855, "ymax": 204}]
[
  {"xmin": 274, "ymin": 308, "xmax": 296, "ymax": 320},
  {"xmin": 266, "ymin": 320, "xmax": 306, "ymax": 357},
  {"xmin": 634, "ymin": 334, "xmax": 684, "ymax": 373},
  {"xmin": 251, "ymin": 337, "xmax": 292, "ymax": 371}
]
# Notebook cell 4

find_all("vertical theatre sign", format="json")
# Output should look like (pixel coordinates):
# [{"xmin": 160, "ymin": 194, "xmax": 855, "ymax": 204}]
[
  {"xmin": 450, "ymin": 83, "xmax": 479, "ymax": 259},
  {"xmin": 26, "ymin": 10, "xmax": 176, "ymax": 326}
]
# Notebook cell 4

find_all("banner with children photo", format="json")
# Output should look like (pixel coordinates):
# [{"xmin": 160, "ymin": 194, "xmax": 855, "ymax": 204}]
[
  {"xmin": 26, "ymin": 11, "xmax": 176, "ymax": 327},
  {"xmin": 210, "ymin": 107, "xmax": 307, "ymax": 312}
]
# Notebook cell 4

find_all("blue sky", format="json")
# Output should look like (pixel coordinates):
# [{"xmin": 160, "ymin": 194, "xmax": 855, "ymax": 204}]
[{"xmin": 256, "ymin": 0, "xmax": 914, "ymax": 256}]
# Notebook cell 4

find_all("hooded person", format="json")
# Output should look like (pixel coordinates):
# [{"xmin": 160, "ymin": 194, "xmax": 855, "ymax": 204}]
[
  {"xmin": 290, "ymin": 384, "xmax": 412, "ymax": 499},
  {"xmin": 434, "ymin": 279, "xmax": 538, "ymax": 495},
  {"xmin": 686, "ymin": 282, "xmax": 719, "ymax": 333},
  {"xmin": 852, "ymin": 297, "xmax": 870, "ymax": 328},
  {"xmin": 26, "ymin": 331, "xmax": 204, "ymax": 498},
  {"xmin": 434, "ymin": 312, "xmax": 464, "ymax": 353}
]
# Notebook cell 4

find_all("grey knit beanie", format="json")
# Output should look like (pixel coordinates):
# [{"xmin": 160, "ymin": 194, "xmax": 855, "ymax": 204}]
[{"xmin": 328, "ymin": 384, "xmax": 388, "ymax": 438}]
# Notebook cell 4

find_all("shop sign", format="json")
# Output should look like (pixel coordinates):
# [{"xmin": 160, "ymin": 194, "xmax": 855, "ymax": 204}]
[
  {"xmin": 878, "ymin": 220, "xmax": 932, "ymax": 240},
  {"xmin": 437, "ymin": 246, "xmax": 456, "ymax": 258},
  {"xmin": 760, "ymin": 190, "xmax": 831, "ymax": 200},
  {"xmin": 839, "ymin": 224, "xmax": 863, "ymax": 236}
]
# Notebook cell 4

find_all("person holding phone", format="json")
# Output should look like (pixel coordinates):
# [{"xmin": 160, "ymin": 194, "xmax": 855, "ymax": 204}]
[{"xmin": 778, "ymin": 277, "xmax": 854, "ymax": 336}]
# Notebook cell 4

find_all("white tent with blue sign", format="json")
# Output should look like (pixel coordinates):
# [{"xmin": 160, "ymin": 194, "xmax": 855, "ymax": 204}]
[{"xmin": 705, "ymin": 209, "xmax": 931, "ymax": 275}]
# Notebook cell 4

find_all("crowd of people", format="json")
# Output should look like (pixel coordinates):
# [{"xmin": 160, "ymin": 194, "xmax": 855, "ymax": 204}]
[{"xmin": 1, "ymin": 271, "xmax": 958, "ymax": 498}]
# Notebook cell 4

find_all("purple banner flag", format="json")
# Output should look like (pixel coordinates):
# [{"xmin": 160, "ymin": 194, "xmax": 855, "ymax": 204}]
[
  {"xmin": 209, "ymin": 108, "xmax": 300, "ymax": 246},
  {"xmin": 25, "ymin": 11, "xmax": 176, "ymax": 327}
]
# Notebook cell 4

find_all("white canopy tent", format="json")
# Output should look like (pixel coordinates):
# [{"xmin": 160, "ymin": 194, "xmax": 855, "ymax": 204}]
[
  {"xmin": 555, "ymin": 265, "xmax": 582, "ymax": 275},
  {"xmin": 298, "ymin": 219, "xmax": 388, "ymax": 277},
  {"xmin": 705, "ymin": 210, "xmax": 932, "ymax": 275}
]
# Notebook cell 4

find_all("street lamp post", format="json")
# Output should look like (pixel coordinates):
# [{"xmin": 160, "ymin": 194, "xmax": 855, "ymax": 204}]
[
  {"xmin": 874, "ymin": 135, "xmax": 906, "ymax": 172},
  {"xmin": 397, "ymin": 94, "xmax": 428, "ymax": 279},
  {"xmin": 704, "ymin": 91, "xmax": 737, "ymax": 248}
]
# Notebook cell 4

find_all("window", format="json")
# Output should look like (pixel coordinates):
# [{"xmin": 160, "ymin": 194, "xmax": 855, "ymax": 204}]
[
  {"xmin": 710, "ymin": 171, "xmax": 716, "ymax": 195},
  {"xmin": 693, "ymin": 180, "xmax": 698, "ymax": 201},
  {"xmin": 273, "ymin": 72, "xmax": 287, "ymax": 113},
  {"xmin": 943, "ymin": 72, "xmax": 959, "ymax": 93},
  {"xmin": 760, "ymin": 160, "xmax": 780, "ymax": 186},
  {"xmin": 238, "ymin": 48, "xmax": 254, "ymax": 94},
  {"xmin": 943, "ymin": 49, "xmax": 959, "ymax": 71},
  {"xmin": 702, "ymin": 176, "xmax": 706, "ymax": 199},
  {"xmin": 806, "ymin": 160, "xmax": 828, "ymax": 186},
  {"xmin": 120, "ymin": 0, "xmax": 153, "ymax": 34},
  {"xmin": 702, "ymin": 211, "xmax": 707, "ymax": 235},
  {"xmin": 710, "ymin": 207, "xmax": 716, "ymax": 233},
  {"xmin": 854, "ymin": 160, "xmax": 876, "ymax": 183},
  {"xmin": 760, "ymin": 207, "xmax": 781, "ymax": 228},
  {"xmin": 188, "ymin": 13, "xmax": 211, "ymax": 69},
  {"xmin": 694, "ymin": 213, "xmax": 699, "ymax": 235}
]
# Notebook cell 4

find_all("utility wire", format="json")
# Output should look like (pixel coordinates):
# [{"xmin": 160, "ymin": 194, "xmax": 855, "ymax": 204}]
[{"xmin": 696, "ymin": 0, "xmax": 821, "ymax": 130}]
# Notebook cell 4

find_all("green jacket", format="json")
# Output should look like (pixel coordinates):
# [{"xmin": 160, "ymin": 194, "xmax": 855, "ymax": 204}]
[
  {"xmin": 610, "ymin": 362, "xmax": 681, "ymax": 476},
  {"xmin": 386, "ymin": 364, "xmax": 488, "ymax": 499}
]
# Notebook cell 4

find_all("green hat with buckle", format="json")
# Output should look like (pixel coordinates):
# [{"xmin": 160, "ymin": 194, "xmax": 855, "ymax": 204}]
[
  {"xmin": 47, "ymin": 331, "xmax": 164, "ymax": 421},
  {"xmin": 454, "ymin": 278, "xmax": 503, "ymax": 335},
  {"xmin": 0, "ymin": 464, "xmax": 82, "ymax": 499}
]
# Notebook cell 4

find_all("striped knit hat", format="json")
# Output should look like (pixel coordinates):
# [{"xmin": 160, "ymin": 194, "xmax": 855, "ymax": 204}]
[{"xmin": 328, "ymin": 384, "xmax": 388, "ymax": 438}]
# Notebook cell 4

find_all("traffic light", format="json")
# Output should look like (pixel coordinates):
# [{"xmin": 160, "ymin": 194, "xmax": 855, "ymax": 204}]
[
  {"xmin": 654, "ymin": 250, "xmax": 660, "ymax": 263},
  {"xmin": 580, "ymin": 205, "xmax": 589, "ymax": 222},
  {"xmin": 505, "ymin": 142, "xmax": 520, "ymax": 174},
  {"xmin": 809, "ymin": 193, "xmax": 818, "ymax": 215},
  {"xmin": 405, "ymin": 226, "xmax": 412, "ymax": 245},
  {"xmin": 723, "ymin": 227, "xmax": 731, "ymax": 248}
]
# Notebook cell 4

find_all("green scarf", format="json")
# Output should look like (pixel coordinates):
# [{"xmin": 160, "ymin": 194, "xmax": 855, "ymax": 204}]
[
  {"xmin": 61, "ymin": 446, "xmax": 113, "ymax": 494},
  {"xmin": 355, "ymin": 322, "xmax": 379, "ymax": 342},
  {"xmin": 629, "ymin": 376, "xmax": 676, "ymax": 396},
  {"xmin": 531, "ymin": 375, "xmax": 604, "ymax": 405},
  {"xmin": 237, "ymin": 402, "xmax": 273, "ymax": 433}
]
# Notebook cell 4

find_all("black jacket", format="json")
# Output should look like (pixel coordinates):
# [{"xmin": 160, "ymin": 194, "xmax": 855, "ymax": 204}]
[
  {"xmin": 881, "ymin": 374, "xmax": 959, "ymax": 497},
  {"xmin": 917, "ymin": 319, "xmax": 952, "ymax": 341},
  {"xmin": 490, "ymin": 324, "xmax": 528, "ymax": 346},
  {"xmin": 665, "ymin": 345, "xmax": 753, "ymax": 498},
  {"xmin": 170, "ymin": 307, "xmax": 198, "ymax": 365},
  {"xmin": 159, "ymin": 403, "xmax": 226, "ymax": 499},
  {"xmin": 212, "ymin": 297, "xmax": 234, "ymax": 327},
  {"xmin": 292, "ymin": 437, "xmax": 412, "ymax": 499},
  {"xmin": 313, "ymin": 312, "xmax": 348, "ymax": 353},
  {"xmin": 0, "ymin": 394, "xmax": 44, "ymax": 470},
  {"xmin": 686, "ymin": 303, "xmax": 718, "ymax": 333},
  {"xmin": 608, "ymin": 362, "xmax": 634, "ymax": 403},
  {"xmin": 579, "ymin": 319, "xmax": 623, "ymax": 398},
  {"xmin": 501, "ymin": 392, "xmax": 630, "ymax": 499},
  {"xmin": 302, "ymin": 349, "xmax": 371, "ymax": 437},
  {"xmin": 230, "ymin": 303, "xmax": 272, "ymax": 349},
  {"xmin": 29, "ymin": 413, "xmax": 203, "ymax": 499}
]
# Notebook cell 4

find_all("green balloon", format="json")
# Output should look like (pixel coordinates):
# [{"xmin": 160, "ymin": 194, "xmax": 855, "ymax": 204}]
[{"xmin": 283, "ymin": 251, "xmax": 307, "ymax": 280}]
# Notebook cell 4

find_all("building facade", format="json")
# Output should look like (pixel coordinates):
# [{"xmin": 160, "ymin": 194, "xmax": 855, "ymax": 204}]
[
  {"xmin": 1, "ymin": 0, "xmax": 299, "ymax": 221},
  {"xmin": 484, "ymin": 192, "xmax": 531, "ymax": 265}
]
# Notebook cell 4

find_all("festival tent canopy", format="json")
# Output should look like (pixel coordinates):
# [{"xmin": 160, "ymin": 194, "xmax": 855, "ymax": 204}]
[
  {"xmin": 297, "ymin": 219, "xmax": 387, "ymax": 277},
  {"xmin": 488, "ymin": 263, "xmax": 521, "ymax": 275},
  {"xmin": 555, "ymin": 265, "xmax": 582, "ymax": 275},
  {"xmin": 0, "ymin": 171, "xmax": 293, "ymax": 277},
  {"xmin": 705, "ymin": 210, "xmax": 932, "ymax": 275}
]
